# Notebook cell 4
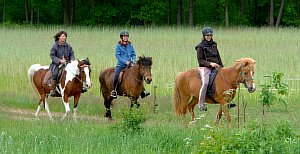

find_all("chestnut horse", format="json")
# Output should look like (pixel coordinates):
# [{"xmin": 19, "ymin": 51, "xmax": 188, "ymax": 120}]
[
  {"xmin": 99, "ymin": 56, "xmax": 152, "ymax": 119},
  {"xmin": 173, "ymin": 58, "xmax": 256, "ymax": 126},
  {"xmin": 28, "ymin": 58, "xmax": 92, "ymax": 121}
]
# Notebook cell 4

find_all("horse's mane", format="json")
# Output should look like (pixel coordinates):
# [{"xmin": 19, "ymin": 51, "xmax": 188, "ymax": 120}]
[{"xmin": 137, "ymin": 57, "xmax": 152, "ymax": 66}]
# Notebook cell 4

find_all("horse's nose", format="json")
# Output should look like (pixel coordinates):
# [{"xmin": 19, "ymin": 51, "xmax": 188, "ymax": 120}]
[
  {"xmin": 146, "ymin": 77, "xmax": 152, "ymax": 84},
  {"xmin": 87, "ymin": 82, "xmax": 92, "ymax": 88},
  {"xmin": 248, "ymin": 86, "xmax": 255, "ymax": 93}
]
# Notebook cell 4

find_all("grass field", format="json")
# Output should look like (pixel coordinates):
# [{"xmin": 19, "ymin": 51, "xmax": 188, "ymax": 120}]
[{"xmin": 0, "ymin": 25, "xmax": 299, "ymax": 153}]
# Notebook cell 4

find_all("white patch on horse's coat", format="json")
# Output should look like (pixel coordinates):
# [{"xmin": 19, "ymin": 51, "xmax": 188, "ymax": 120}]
[{"xmin": 64, "ymin": 61, "xmax": 79, "ymax": 88}]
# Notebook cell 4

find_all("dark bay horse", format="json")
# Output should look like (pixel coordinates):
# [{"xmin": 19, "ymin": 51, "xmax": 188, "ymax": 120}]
[
  {"xmin": 99, "ymin": 56, "xmax": 152, "ymax": 119},
  {"xmin": 28, "ymin": 58, "xmax": 92, "ymax": 121},
  {"xmin": 173, "ymin": 58, "xmax": 256, "ymax": 126}
]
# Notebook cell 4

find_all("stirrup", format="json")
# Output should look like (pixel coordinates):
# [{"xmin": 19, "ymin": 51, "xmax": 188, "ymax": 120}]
[
  {"xmin": 199, "ymin": 104, "xmax": 207, "ymax": 112},
  {"xmin": 50, "ymin": 90, "xmax": 56, "ymax": 97},
  {"xmin": 141, "ymin": 91, "xmax": 150, "ymax": 99},
  {"xmin": 110, "ymin": 90, "xmax": 117, "ymax": 98},
  {"xmin": 81, "ymin": 87, "xmax": 88, "ymax": 93}
]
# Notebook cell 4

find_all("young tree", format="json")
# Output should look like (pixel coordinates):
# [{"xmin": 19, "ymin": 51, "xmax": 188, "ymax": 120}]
[
  {"xmin": 3, "ymin": 0, "xmax": 6, "ymax": 22},
  {"xmin": 188, "ymin": 0, "xmax": 194, "ymax": 27},
  {"xmin": 270, "ymin": 0, "xmax": 274, "ymax": 26},
  {"xmin": 276, "ymin": 0, "xmax": 285, "ymax": 27},
  {"xmin": 177, "ymin": 0, "xmax": 182, "ymax": 26}
]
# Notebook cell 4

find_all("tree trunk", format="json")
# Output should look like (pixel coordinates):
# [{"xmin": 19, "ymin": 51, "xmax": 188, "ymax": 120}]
[
  {"xmin": 176, "ymin": 0, "xmax": 182, "ymax": 26},
  {"xmin": 3, "ymin": 0, "xmax": 6, "ymax": 22},
  {"xmin": 225, "ymin": 0, "xmax": 229, "ymax": 27},
  {"xmin": 37, "ymin": 6, "xmax": 40, "ymax": 24},
  {"xmin": 254, "ymin": 0, "xmax": 258, "ymax": 25},
  {"xmin": 30, "ymin": 3, "xmax": 34, "ymax": 24},
  {"xmin": 241, "ymin": 0, "xmax": 244, "ymax": 16},
  {"xmin": 63, "ymin": 0, "xmax": 70, "ymax": 25},
  {"xmin": 275, "ymin": 0, "xmax": 285, "ymax": 27},
  {"xmin": 188, "ymin": 0, "xmax": 194, "ymax": 27},
  {"xmin": 269, "ymin": 0, "xmax": 274, "ymax": 26},
  {"xmin": 25, "ymin": 0, "xmax": 29, "ymax": 22},
  {"xmin": 70, "ymin": 0, "xmax": 75, "ymax": 25},
  {"xmin": 168, "ymin": 0, "xmax": 171, "ymax": 25}
]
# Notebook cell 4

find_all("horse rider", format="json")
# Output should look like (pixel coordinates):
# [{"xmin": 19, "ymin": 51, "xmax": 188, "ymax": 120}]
[
  {"xmin": 195, "ymin": 27, "xmax": 236, "ymax": 111},
  {"xmin": 49, "ymin": 31, "xmax": 75, "ymax": 97},
  {"xmin": 110, "ymin": 30, "xmax": 150, "ymax": 98}
]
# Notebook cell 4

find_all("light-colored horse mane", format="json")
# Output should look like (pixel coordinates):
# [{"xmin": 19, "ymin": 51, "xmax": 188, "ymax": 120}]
[{"xmin": 65, "ymin": 60, "xmax": 79, "ymax": 75}]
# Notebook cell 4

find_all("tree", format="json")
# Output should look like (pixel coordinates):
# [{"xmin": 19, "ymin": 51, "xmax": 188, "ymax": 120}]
[
  {"xmin": 25, "ymin": 0, "xmax": 29, "ymax": 22},
  {"xmin": 225, "ymin": 0, "xmax": 229, "ymax": 27},
  {"xmin": 168, "ymin": 0, "xmax": 171, "ymax": 25},
  {"xmin": 3, "ymin": 0, "xmax": 6, "ymax": 22},
  {"xmin": 270, "ymin": 0, "xmax": 274, "ymax": 26},
  {"xmin": 188, "ymin": 0, "xmax": 194, "ymax": 27},
  {"xmin": 276, "ymin": 0, "xmax": 285, "ymax": 27},
  {"xmin": 177, "ymin": 0, "xmax": 182, "ymax": 26}
]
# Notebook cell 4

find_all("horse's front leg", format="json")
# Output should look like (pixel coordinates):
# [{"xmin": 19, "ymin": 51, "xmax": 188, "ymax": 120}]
[
  {"xmin": 130, "ymin": 97, "xmax": 140, "ymax": 108},
  {"xmin": 215, "ymin": 105, "xmax": 223, "ymax": 125},
  {"xmin": 62, "ymin": 95, "xmax": 71, "ymax": 120},
  {"xmin": 72, "ymin": 94, "xmax": 81, "ymax": 122}
]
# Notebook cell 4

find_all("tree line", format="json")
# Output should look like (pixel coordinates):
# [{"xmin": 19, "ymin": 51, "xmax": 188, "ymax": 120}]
[{"xmin": 1, "ymin": 0, "xmax": 300, "ymax": 27}]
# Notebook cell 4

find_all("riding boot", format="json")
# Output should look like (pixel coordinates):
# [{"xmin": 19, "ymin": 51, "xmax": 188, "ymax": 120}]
[
  {"xmin": 50, "ymin": 80, "xmax": 57, "ymax": 97},
  {"xmin": 110, "ymin": 79, "xmax": 118, "ymax": 98},
  {"xmin": 141, "ymin": 90, "xmax": 150, "ymax": 99},
  {"xmin": 198, "ymin": 85, "xmax": 208, "ymax": 111}
]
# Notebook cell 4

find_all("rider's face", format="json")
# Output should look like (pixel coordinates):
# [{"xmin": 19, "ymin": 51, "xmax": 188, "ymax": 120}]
[
  {"xmin": 204, "ymin": 35, "xmax": 212, "ymax": 41},
  {"xmin": 59, "ymin": 34, "xmax": 67, "ymax": 44},
  {"xmin": 122, "ymin": 35, "xmax": 129, "ymax": 42}
]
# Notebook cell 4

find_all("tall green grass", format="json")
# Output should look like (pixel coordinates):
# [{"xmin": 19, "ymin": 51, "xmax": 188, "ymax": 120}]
[{"xmin": 0, "ymin": 26, "xmax": 299, "ymax": 153}]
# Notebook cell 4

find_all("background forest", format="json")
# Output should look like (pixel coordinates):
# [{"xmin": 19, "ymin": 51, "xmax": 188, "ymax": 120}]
[{"xmin": 1, "ymin": 0, "xmax": 300, "ymax": 27}]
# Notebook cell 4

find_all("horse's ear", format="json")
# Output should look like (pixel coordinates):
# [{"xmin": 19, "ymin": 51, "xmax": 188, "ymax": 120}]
[{"xmin": 86, "ymin": 57, "xmax": 89, "ymax": 61}]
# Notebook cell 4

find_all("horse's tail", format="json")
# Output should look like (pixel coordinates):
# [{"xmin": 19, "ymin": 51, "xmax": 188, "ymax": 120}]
[
  {"xmin": 27, "ymin": 64, "xmax": 46, "ymax": 94},
  {"xmin": 173, "ymin": 72, "xmax": 184, "ymax": 115}
]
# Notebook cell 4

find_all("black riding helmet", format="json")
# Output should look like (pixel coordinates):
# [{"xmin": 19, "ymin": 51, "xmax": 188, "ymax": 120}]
[
  {"xmin": 120, "ymin": 30, "xmax": 129, "ymax": 39},
  {"xmin": 202, "ymin": 27, "xmax": 213, "ymax": 36}
]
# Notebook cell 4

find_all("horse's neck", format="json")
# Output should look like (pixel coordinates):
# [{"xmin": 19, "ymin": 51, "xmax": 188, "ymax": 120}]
[
  {"xmin": 219, "ymin": 65, "xmax": 241, "ymax": 87},
  {"xmin": 126, "ymin": 65, "xmax": 142, "ymax": 82}
]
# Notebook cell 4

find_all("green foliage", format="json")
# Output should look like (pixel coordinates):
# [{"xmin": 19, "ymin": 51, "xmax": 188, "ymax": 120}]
[
  {"xmin": 1, "ymin": 0, "xmax": 300, "ymax": 26},
  {"xmin": 113, "ymin": 107, "xmax": 147, "ymax": 134},
  {"xmin": 260, "ymin": 71, "xmax": 289, "ymax": 108},
  {"xmin": 196, "ymin": 121, "xmax": 300, "ymax": 153}
]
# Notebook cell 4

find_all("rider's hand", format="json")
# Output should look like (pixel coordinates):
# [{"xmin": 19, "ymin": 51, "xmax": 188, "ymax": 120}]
[
  {"xmin": 60, "ymin": 59, "xmax": 66, "ymax": 64},
  {"xmin": 126, "ymin": 61, "xmax": 130, "ymax": 65},
  {"xmin": 210, "ymin": 62, "xmax": 219, "ymax": 68}
]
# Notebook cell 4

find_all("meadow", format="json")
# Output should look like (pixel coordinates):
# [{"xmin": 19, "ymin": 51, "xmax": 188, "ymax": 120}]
[{"xmin": 0, "ymin": 25, "xmax": 299, "ymax": 153}]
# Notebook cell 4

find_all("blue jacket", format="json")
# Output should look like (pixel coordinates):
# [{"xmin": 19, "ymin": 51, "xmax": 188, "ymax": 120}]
[{"xmin": 115, "ymin": 42, "xmax": 136, "ymax": 67}]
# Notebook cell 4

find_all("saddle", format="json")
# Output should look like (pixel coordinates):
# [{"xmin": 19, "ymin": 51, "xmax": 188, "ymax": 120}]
[
  {"xmin": 43, "ymin": 66, "xmax": 65, "ymax": 85},
  {"xmin": 206, "ymin": 68, "xmax": 218, "ymax": 100}
]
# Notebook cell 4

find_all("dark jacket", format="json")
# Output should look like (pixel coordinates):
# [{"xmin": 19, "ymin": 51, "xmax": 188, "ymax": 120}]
[
  {"xmin": 50, "ymin": 41, "xmax": 75, "ymax": 71},
  {"xmin": 195, "ymin": 40, "xmax": 224, "ymax": 68}
]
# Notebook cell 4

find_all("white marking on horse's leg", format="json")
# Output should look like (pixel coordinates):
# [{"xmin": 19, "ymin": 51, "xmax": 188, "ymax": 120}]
[
  {"xmin": 62, "ymin": 101, "xmax": 71, "ymax": 120},
  {"xmin": 44, "ymin": 100, "xmax": 53, "ymax": 121},
  {"xmin": 73, "ymin": 107, "xmax": 78, "ymax": 122},
  {"xmin": 35, "ymin": 103, "xmax": 42, "ymax": 119}
]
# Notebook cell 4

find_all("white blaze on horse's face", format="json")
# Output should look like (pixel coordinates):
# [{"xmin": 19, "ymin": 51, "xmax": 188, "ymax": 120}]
[
  {"xmin": 83, "ymin": 66, "xmax": 92, "ymax": 88},
  {"xmin": 250, "ymin": 71, "xmax": 256, "ymax": 91}
]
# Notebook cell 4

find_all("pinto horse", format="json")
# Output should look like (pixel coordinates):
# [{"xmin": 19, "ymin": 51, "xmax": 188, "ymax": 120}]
[
  {"xmin": 28, "ymin": 58, "xmax": 92, "ymax": 121},
  {"xmin": 99, "ymin": 56, "xmax": 152, "ymax": 119},
  {"xmin": 173, "ymin": 58, "xmax": 256, "ymax": 126}
]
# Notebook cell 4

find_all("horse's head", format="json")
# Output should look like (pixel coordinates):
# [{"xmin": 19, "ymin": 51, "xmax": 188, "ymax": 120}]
[
  {"xmin": 137, "ymin": 55, "xmax": 153, "ymax": 84},
  {"xmin": 77, "ymin": 57, "xmax": 92, "ymax": 89},
  {"xmin": 236, "ymin": 58, "xmax": 256, "ymax": 93}
]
